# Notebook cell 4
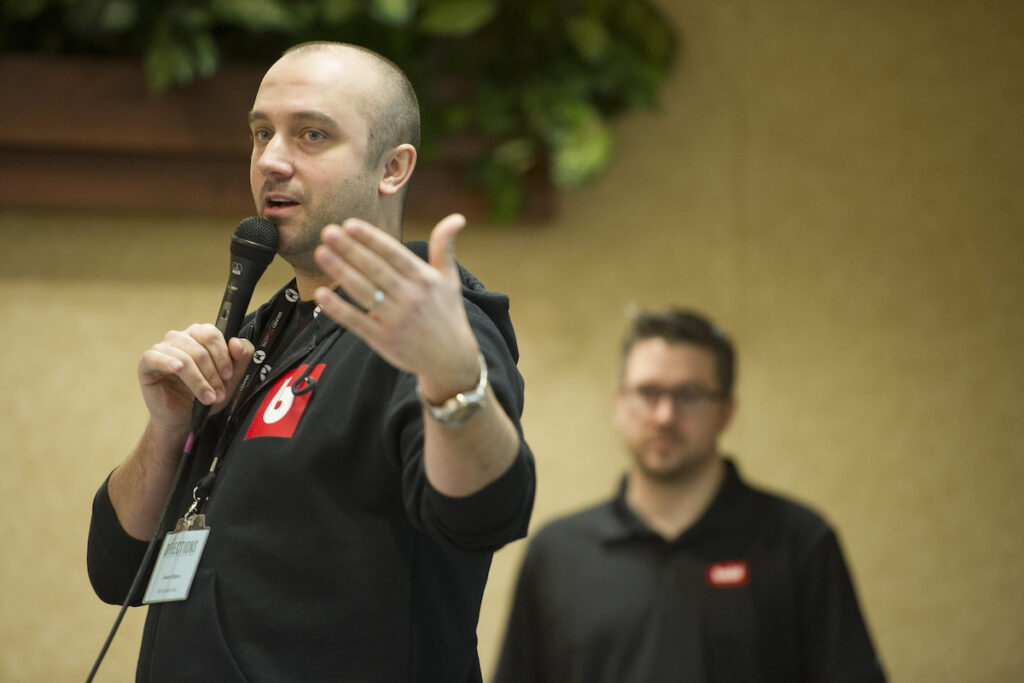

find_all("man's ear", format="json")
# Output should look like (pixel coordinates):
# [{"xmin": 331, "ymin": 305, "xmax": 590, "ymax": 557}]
[
  {"xmin": 717, "ymin": 396, "xmax": 737, "ymax": 432},
  {"xmin": 379, "ymin": 143, "xmax": 417, "ymax": 196}
]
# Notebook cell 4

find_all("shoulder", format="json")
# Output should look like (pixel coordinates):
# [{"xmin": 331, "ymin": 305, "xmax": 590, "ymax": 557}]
[
  {"xmin": 541, "ymin": 499, "xmax": 617, "ymax": 532},
  {"xmin": 525, "ymin": 500, "xmax": 619, "ymax": 557},
  {"xmin": 738, "ymin": 476, "xmax": 837, "ymax": 549}
]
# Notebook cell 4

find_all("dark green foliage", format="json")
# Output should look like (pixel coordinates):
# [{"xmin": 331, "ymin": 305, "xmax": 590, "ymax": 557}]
[{"xmin": 1, "ymin": 0, "xmax": 677, "ymax": 220}]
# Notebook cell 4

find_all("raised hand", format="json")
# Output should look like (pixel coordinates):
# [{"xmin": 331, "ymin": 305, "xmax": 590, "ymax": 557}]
[{"xmin": 312, "ymin": 214, "xmax": 482, "ymax": 401}]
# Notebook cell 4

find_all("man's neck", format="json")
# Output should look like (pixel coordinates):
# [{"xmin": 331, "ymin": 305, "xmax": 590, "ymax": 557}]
[
  {"xmin": 293, "ymin": 270, "xmax": 332, "ymax": 302},
  {"xmin": 626, "ymin": 455, "xmax": 726, "ymax": 541}
]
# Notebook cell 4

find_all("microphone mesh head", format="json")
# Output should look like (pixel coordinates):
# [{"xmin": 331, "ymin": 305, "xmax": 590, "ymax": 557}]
[{"xmin": 233, "ymin": 216, "xmax": 280, "ymax": 250}]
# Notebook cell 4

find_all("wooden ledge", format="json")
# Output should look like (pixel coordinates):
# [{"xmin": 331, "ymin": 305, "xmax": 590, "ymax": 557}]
[{"xmin": 1, "ymin": 54, "xmax": 553, "ymax": 222}]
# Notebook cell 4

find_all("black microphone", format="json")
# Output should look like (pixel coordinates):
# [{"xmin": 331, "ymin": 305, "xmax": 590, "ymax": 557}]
[{"xmin": 190, "ymin": 216, "xmax": 279, "ymax": 432}]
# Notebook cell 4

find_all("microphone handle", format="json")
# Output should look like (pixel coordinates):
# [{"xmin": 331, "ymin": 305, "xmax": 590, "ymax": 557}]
[{"xmin": 189, "ymin": 253, "xmax": 270, "ymax": 433}]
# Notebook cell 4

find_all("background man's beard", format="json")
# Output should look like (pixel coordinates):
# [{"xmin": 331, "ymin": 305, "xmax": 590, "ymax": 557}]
[{"xmin": 633, "ymin": 440, "xmax": 716, "ymax": 483}]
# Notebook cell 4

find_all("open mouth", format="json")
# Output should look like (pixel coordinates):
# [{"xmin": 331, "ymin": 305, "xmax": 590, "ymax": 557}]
[{"xmin": 266, "ymin": 198, "xmax": 298, "ymax": 209}]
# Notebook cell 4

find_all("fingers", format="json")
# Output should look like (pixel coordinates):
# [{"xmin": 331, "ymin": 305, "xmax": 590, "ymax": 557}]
[
  {"xmin": 313, "ymin": 284, "xmax": 369, "ymax": 336},
  {"xmin": 315, "ymin": 220, "xmax": 404, "ymax": 306},
  {"xmin": 314, "ymin": 214, "xmax": 467, "ymax": 310},
  {"xmin": 312, "ymin": 213, "xmax": 476, "ymax": 378},
  {"xmin": 139, "ymin": 324, "xmax": 233, "ymax": 405}
]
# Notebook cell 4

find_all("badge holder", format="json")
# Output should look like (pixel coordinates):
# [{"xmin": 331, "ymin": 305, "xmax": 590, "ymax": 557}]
[{"xmin": 142, "ymin": 485, "xmax": 212, "ymax": 604}]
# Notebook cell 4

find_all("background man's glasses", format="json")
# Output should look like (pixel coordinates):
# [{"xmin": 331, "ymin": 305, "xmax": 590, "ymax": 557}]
[{"xmin": 625, "ymin": 384, "xmax": 723, "ymax": 414}]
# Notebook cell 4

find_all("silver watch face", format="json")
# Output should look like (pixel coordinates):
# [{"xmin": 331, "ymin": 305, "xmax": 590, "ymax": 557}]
[
  {"xmin": 432, "ymin": 392, "xmax": 486, "ymax": 426},
  {"xmin": 418, "ymin": 352, "xmax": 490, "ymax": 426}
]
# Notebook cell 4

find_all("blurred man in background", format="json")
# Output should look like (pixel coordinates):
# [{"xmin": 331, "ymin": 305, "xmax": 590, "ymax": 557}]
[{"xmin": 495, "ymin": 307, "xmax": 883, "ymax": 682}]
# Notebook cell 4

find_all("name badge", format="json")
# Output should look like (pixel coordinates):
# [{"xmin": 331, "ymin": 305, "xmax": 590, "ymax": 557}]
[{"xmin": 143, "ymin": 519, "xmax": 211, "ymax": 604}]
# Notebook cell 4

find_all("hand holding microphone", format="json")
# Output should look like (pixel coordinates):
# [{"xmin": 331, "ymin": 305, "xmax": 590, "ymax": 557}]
[
  {"xmin": 137, "ymin": 217, "xmax": 278, "ymax": 437},
  {"xmin": 88, "ymin": 217, "xmax": 278, "ymax": 681}
]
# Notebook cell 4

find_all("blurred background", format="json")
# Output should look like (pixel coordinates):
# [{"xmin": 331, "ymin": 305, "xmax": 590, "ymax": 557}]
[{"xmin": 2, "ymin": 1, "xmax": 1022, "ymax": 680}]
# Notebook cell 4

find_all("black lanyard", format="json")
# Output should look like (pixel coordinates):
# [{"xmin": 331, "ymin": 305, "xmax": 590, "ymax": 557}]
[
  {"xmin": 229, "ymin": 285, "xmax": 312, "ymax": 415},
  {"xmin": 181, "ymin": 282, "xmax": 321, "ymax": 524}
]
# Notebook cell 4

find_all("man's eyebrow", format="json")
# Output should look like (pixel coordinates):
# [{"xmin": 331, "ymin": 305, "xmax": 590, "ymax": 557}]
[{"xmin": 247, "ymin": 110, "xmax": 339, "ymax": 128}]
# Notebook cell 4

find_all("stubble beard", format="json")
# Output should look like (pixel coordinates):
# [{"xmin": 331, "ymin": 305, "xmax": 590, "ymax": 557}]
[
  {"xmin": 270, "ymin": 175, "xmax": 378, "ymax": 276},
  {"xmin": 632, "ymin": 431, "xmax": 717, "ymax": 485}
]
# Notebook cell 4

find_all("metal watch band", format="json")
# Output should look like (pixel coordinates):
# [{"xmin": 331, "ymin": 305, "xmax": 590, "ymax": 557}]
[{"xmin": 416, "ymin": 352, "xmax": 489, "ymax": 426}]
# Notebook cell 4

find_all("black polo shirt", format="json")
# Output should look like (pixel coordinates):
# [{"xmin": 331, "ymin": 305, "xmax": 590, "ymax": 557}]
[{"xmin": 495, "ymin": 460, "xmax": 885, "ymax": 682}]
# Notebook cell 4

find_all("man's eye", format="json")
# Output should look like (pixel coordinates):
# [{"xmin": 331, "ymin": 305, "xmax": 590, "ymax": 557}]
[
  {"xmin": 636, "ymin": 387, "xmax": 661, "ymax": 402},
  {"xmin": 673, "ymin": 389, "xmax": 703, "ymax": 404},
  {"xmin": 251, "ymin": 129, "xmax": 271, "ymax": 142},
  {"xmin": 304, "ymin": 130, "xmax": 326, "ymax": 142}
]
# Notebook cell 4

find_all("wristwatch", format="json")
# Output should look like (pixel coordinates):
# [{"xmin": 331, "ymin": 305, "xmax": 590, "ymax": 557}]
[{"xmin": 416, "ymin": 353, "xmax": 489, "ymax": 426}]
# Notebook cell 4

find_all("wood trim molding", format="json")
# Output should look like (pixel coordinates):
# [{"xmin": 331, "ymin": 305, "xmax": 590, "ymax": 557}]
[{"xmin": 1, "ymin": 54, "xmax": 553, "ymax": 221}]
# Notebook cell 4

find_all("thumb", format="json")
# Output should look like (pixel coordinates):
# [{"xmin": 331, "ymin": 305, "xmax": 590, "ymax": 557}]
[
  {"xmin": 228, "ymin": 337, "xmax": 255, "ymax": 378},
  {"xmin": 428, "ymin": 213, "xmax": 467, "ymax": 280}
]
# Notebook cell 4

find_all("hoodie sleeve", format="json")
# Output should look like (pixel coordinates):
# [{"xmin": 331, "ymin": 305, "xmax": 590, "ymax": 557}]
[
  {"xmin": 388, "ymin": 251, "xmax": 535, "ymax": 552},
  {"xmin": 86, "ymin": 414, "xmax": 226, "ymax": 606},
  {"xmin": 86, "ymin": 476, "xmax": 151, "ymax": 605},
  {"xmin": 409, "ymin": 301, "xmax": 534, "ymax": 551}
]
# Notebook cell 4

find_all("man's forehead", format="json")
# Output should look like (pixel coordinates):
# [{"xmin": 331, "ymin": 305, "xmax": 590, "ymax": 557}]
[
  {"xmin": 257, "ymin": 49, "xmax": 373, "ymax": 100},
  {"xmin": 252, "ymin": 54, "xmax": 375, "ymax": 126},
  {"xmin": 624, "ymin": 339, "xmax": 717, "ymax": 382},
  {"xmin": 266, "ymin": 46, "xmax": 378, "ymax": 85}
]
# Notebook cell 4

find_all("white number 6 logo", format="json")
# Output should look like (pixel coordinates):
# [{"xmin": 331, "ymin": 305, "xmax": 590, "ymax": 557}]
[{"xmin": 263, "ymin": 377, "xmax": 294, "ymax": 424}]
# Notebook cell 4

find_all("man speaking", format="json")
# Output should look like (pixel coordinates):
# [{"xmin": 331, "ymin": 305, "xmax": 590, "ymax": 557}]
[{"xmin": 87, "ymin": 42, "xmax": 535, "ymax": 682}]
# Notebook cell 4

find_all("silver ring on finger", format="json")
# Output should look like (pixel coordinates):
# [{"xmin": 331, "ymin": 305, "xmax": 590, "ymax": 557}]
[{"xmin": 365, "ymin": 288, "xmax": 386, "ymax": 313}]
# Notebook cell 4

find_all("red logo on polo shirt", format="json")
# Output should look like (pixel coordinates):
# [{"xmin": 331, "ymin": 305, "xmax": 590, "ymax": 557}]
[
  {"xmin": 706, "ymin": 560, "xmax": 750, "ymax": 588},
  {"xmin": 244, "ymin": 364, "xmax": 325, "ymax": 440}
]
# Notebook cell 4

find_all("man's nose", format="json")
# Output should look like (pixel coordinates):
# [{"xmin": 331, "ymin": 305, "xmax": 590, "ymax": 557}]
[
  {"xmin": 254, "ymin": 134, "xmax": 294, "ymax": 178},
  {"xmin": 651, "ymin": 394, "xmax": 679, "ymax": 422}
]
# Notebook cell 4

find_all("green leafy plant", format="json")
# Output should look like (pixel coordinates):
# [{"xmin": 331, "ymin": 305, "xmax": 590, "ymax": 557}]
[{"xmin": 2, "ymin": 0, "xmax": 676, "ymax": 220}]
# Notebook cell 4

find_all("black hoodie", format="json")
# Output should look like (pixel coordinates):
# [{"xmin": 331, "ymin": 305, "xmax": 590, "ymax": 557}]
[{"xmin": 88, "ymin": 241, "xmax": 536, "ymax": 682}]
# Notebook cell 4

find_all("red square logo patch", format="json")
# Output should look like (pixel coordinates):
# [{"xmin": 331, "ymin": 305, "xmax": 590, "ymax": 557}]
[
  {"xmin": 706, "ymin": 560, "xmax": 750, "ymax": 588},
  {"xmin": 244, "ymin": 364, "xmax": 325, "ymax": 440}
]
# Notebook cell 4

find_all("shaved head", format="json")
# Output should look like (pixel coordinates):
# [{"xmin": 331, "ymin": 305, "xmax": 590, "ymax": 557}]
[{"xmin": 283, "ymin": 42, "xmax": 421, "ymax": 167}]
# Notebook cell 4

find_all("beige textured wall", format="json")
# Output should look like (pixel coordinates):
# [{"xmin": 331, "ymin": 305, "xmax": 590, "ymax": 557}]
[{"xmin": 2, "ymin": 1, "xmax": 1022, "ymax": 680}]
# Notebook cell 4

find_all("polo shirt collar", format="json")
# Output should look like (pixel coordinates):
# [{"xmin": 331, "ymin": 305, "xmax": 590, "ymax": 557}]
[{"xmin": 601, "ymin": 458, "xmax": 752, "ymax": 545}]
